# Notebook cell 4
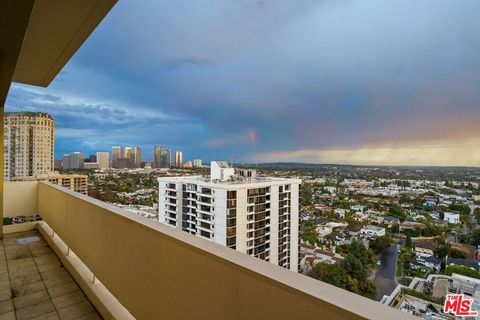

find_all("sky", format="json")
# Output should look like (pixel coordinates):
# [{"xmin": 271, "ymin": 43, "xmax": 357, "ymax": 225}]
[{"xmin": 5, "ymin": 0, "xmax": 480, "ymax": 166}]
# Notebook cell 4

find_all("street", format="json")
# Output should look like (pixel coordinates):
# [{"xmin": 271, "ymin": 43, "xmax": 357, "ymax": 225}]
[{"xmin": 374, "ymin": 243, "xmax": 399, "ymax": 301}]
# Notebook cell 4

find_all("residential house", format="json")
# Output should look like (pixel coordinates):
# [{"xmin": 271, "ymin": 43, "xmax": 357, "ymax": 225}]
[
  {"xmin": 444, "ymin": 212, "xmax": 461, "ymax": 224},
  {"xmin": 334, "ymin": 208, "xmax": 347, "ymax": 219},
  {"xmin": 329, "ymin": 232, "xmax": 347, "ymax": 246},
  {"xmin": 350, "ymin": 205, "xmax": 366, "ymax": 212},
  {"xmin": 316, "ymin": 225, "xmax": 333, "ymax": 239},
  {"xmin": 345, "ymin": 224, "xmax": 362, "ymax": 237},
  {"xmin": 414, "ymin": 240, "xmax": 437, "ymax": 257},
  {"xmin": 423, "ymin": 200, "xmax": 437, "ymax": 207},
  {"xmin": 399, "ymin": 221, "xmax": 426, "ymax": 231},
  {"xmin": 383, "ymin": 216, "xmax": 400, "ymax": 227},
  {"xmin": 360, "ymin": 225, "xmax": 386, "ymax": 238},
  {"xmin": 429, "ymin": 211, "xmax": 440, "ymax": 220},
  {"xmin": 432, "ymin": 219, "xmax": 447, "ymax": 227},
  {"xmin": 312, "ymin": 248, "xmax": 344, "ymax": 265},
  {"xmin": 353, "ymin": 211, "xmax": 368, "ymax": 222},
  {"xmin": 419, "ymin": 256, "xmax": 441, "ymax": 273}
]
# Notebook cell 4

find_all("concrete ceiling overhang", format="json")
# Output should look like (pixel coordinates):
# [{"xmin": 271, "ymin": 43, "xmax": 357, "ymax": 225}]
[
  {"xmin": 0, "ymin": 0, "xmax": 36, "ymax": 106},
  {"xmin": 12, "ymin": 0, "xmax": 117, "ymax": 87},
  {"xmin": 0, "ymin": 0, "xmax": 117, "ymax": 106}
]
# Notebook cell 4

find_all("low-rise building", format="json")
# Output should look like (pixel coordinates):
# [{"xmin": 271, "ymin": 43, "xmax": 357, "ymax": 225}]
[
  {"xmin": 360, "ymin": 225, "xmax": 386, "ymax": 238},
  {"xmin": 414, "ymin": 240, "xmax": 437, "ymax": 257},
  {"xmin": 383, "ymin": 216, "xmax": 400, "ymax": 226},
  {"xmin": 83, "ymin": 162, "xmax": 99, "ymax": 169},
  {"xmin": 429, "ymin": 211, "xmax": 440, "ymax": 220},
  {"xmin": 353, "ymin": 211, "xmax": 367, "ymax": 221},
  {"xmin": 350, "ymin": 204, "xmax": 365, "ymax": 212},
  {"xmin": 345, "ymin": 224, "xmax": 362, "ymax": 237},
  {"xmin": 400, "ymin": 221, "xmax": 426, "ymax": 231},
  {"xmin": 315, "ymin": 225, "xmax": 333, "ymax": 238},
  {"xmin": 415, "ymin": 255, "xmax": 441, "ymax": 273},
  {"xmin": 334, "ymin": 208, "xmax": 347, "ymax": 218},
  {"xmin": 444, "ymin": 212, "xmax": 460, "ymax": 224},
  {"xmin": 11, "ymin": 173, "xmax": 88, "ymax": 195}
]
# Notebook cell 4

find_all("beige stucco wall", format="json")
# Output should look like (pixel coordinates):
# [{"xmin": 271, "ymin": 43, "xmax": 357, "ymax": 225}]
[
  {"xmin": 34, "ymin": 182, "xmax": 413, "ymax": 320},
  {"xmin": 4, "ymin": 181, "xmax": 38, "ymax": 217}
]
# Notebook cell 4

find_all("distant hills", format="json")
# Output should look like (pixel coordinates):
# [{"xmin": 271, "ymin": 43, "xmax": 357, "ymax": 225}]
[{"xmin": 237, "ymin": 162, "xmax": 480, "ymax": 171}]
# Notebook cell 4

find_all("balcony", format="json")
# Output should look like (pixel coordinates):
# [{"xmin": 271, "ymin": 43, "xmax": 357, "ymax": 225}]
[
  {"xmin": 0, "ymin": 230, "xmax": 101, "ymax": 319},
  {"xmin": 2, "ymin": 181, "xmax": 412, "ymax": 319}
]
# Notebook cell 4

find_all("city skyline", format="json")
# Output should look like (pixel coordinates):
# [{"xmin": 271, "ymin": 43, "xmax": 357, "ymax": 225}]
[
  {"xmin": 5, "ymin": 1, "xmax": 480, "ymax": 166},
  {"xmin": 60, "ymin": 145, "xmax": 190, "ymax": 165}
]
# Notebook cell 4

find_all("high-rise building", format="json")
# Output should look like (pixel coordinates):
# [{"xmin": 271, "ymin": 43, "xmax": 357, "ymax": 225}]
[
  {"xmin": 54, "ymin": 160, "xmax": 62, "ymax": 170},
  {"xmin": 161, "ymin": 147, "xmax": 171, "ymax": 168},
  {"xmin": 175, "ymin": 151, "xmax": 183, "ymax": 168},
  {"xmin": 4, "ymin": 112, "xmax": 55, "ymax": 180},
  {"xmin": 193, "ymin": 159, "xmax": 203, "ymax": 167},
  {"xmin": 62, "ymin": 155, "xmax": 71, "ymax": 169},
  {"xmin": 132, "ymin": 146, "xmax": 142, "ymax": 168},
  {"xmin": 153, "ymin": 146, "xmax": 161, "ymax": 168},
  {"xmin": 158, "ymin": 161, "xmax": 300, "ymax": 271},
  {"xmin": 96, "ymin": 152, "xmax": 110, "ymax": 169},
  {"xmin": 69, "ymin": 152, "xmax": 84, "ymax": 169},
  {"xmin": 124, "ymin": 147, "xmax": 132, "ymax": 166},
  {"xmin": 154, "ymin": 145, "xmax": 170, "ymax": 168},
  {"xmin": 86, "ymin": 154, "xmax": 97, "ymax": 163},
  {"xmin": 111, "ymin": 146, "xmax": 123, "ymax": 168}
]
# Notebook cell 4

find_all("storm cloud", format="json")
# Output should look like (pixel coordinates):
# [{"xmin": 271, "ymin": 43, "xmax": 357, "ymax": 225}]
[{"xmin": 6, "ymin": 0, "xmax": 480, "ymax": 165}]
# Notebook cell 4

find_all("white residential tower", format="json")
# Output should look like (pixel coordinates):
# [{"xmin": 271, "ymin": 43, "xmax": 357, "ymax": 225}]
[{"xmin": 158, "ymin": 161, "xmax": 300, "ymax": 271}]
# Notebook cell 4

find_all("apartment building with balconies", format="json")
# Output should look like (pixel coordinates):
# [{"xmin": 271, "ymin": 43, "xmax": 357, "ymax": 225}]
[
  {"xmin": 158, "ymin": 161, "xmax": 300, "ymax": 271},
  {"xmin": 4, "ymin": 112, "xmax": 54, "ymax": 180},
  {"xmin": 11, "ymin": 173, "xmax": 88, "ymax": 195}
]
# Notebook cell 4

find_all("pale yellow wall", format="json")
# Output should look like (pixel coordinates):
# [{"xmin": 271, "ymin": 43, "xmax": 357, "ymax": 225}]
[
  {"xmin": 4, "ymin": 181, "xmax": 38, "ymax": 217},
  {"xmin": 36, "ymin": 182, "xmax": 411, "ymax": 320}
]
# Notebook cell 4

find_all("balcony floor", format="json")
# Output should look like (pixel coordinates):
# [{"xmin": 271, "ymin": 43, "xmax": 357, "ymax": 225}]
[{"xmin": 0, "ymin": 230, "xmax": 101, "ymax": 320}]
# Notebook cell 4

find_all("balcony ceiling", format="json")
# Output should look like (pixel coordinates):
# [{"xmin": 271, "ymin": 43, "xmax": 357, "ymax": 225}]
[
  {"xmin": 0, "ymin": 0, "xmax": 117, "ymax": 106},
  {"xmin": 0, "ymin": 0, "xmax": 35, "ymax": 106},
  {"xmin": 12, "ymin": 0, "xmax": 117, "ymax": 87}
]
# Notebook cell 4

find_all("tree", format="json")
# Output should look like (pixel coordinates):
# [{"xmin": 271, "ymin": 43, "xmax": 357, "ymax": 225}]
[
  {"xmin": 449, "ymin": 204, "xmax": 471, "ymax": 215},
  {"xmin": 369, "ymin": 236, "xmax": 393, "ymax": 255},
  {"xmin": 475, "ymin": 208, "xmax": 480, "ymax": 221},
  {"xmin": 405, "ymin": 234, "xmax": 412, "ymax": 248},
  {"xmin": 342, "ymin": 254, "xmax": 367, "ymax": 281},
  {"xmin": 346, "ymin": 275, "xmax": 359, "ymax": 294},
  {"xmin": 449, "ymin": 248, "xmax": 466, "ymax": 259},
  {"xmin": 312, "ymin": 263, "xmax": 347, "ymax": 289},
  {"xmin": 458, "ymin": 234, "xmax": 468, "ymax": 244},
  {"xmin": 445, "ymin": 265, "xmax": 480, "ymax": 279},
  {"xmin": 388, "ymin": 205, "xmax": 406, "ymax": 222},
  {"xmin": 387, "ymin": 225, "xmax": 399, "ymax": 235},
  {"xmin": 471, "ymin": 229, "xmax": 480, "ymax": 246},
  {"xmin": 434, "ymin": 245, "xmax": 449, "ymax": 259},
  {"xmin": 358, "ymin": 279, "xmax": 377, "ymax": 299},
  {"xmin": 422, "ymin": 225, "xmax": 442, "ymax": 237}
]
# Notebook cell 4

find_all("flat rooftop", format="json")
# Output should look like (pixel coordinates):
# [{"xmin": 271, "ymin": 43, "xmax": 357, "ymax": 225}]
[
  {"xmin": 158, "ymin": 175, "xmax": 301, "ymax": 186},
  {"xmin": 0, "ymin": 230, "xmax": 100, "ymax": 319}
]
